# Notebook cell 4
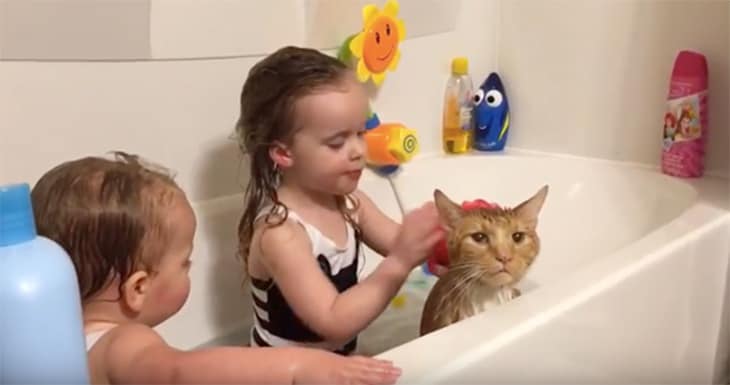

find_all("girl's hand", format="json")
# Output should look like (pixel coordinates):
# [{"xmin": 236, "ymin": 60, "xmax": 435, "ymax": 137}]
[{"xmin": 389, "ymin": 202, "xmax": 443, "ymax": 273}]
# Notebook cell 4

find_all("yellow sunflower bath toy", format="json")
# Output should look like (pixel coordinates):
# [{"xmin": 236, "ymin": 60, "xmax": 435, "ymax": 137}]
[
  {"xmin": 334, "ymin": 0, "xmax": 417, "ymax": 175},
  {"xmin": 348, "ymin": 0, "xmax": 405, "ymax": 86}
]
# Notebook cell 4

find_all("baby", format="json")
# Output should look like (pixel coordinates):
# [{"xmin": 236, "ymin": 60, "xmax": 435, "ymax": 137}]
[{"xmin": 31, "ymin": 151, "xmax": 400, "ymax": 384}]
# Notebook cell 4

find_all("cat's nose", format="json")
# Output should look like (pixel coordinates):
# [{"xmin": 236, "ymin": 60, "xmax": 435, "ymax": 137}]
[{"xmin": 496, "ymin": 254, "xmax": 512, "ymax": 262}]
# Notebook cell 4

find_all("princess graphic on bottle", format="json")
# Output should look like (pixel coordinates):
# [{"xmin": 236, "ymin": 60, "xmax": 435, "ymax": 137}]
[
  {"xmin": 663, "ymin": 111, "xmax": 677, "ymax": 142},
  {"xmin": 674, "ymin": 103, "xmax": 701, "ymax": 142}
]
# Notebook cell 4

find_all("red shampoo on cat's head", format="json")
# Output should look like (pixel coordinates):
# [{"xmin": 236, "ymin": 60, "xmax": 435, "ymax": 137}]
[{"xmin": 426, "ymin": 198, "xmax": 499, "ymax": 275}]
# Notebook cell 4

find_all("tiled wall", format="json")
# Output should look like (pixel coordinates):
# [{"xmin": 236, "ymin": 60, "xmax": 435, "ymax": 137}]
[
  {"xmin": 499, "ymin": 0, "xmax": 729, "ymax": 178},
  {"xmin": 0, "ymin": 0, "xmax": 498, "ymax": 202}
]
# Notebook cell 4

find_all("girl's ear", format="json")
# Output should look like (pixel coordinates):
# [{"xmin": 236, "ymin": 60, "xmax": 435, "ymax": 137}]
[{"xmin": 269, "ymin": 141, "xmax": 294, "ymax": 169}]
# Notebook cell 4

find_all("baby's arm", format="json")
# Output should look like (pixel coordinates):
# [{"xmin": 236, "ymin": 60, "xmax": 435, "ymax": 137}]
[
  {"xmin": 103, "ymin": 323, "xmax": 399, "ymax": 384},
  {"xmin": 352, "ymin": 190, "xmax": 400, "ymax": 257}
]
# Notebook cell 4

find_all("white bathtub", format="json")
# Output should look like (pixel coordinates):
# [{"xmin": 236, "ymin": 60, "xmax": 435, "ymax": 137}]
[{"xmin": 155, "ymin": 150, "xmax": 730, "ymax": 384}]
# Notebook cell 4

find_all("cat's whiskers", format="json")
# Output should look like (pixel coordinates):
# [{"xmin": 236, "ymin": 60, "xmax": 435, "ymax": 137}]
[
  {"xmin": 435, "ymin": 259, "xmax": 511, "ymax": 313},
  {"xmin": 435, "ymin": 267, "xmax": 485, "ymax": 314},
  {"xmin": 448, "ymin": 261, "xmax": 487, "ymax": 272},
  {"xmin": 435, "ymin": 272, "xmax": 474, "ymax": 309}
]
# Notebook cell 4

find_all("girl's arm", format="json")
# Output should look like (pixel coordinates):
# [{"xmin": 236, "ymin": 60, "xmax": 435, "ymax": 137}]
[
  {"xmin": 104, "ymin": 323, "xmax": 399, "ymax": 384},
  {"xmin": 258, "ymin": 221, "xmax": 409, "ymax": 345},
  {"xmin": 354, "ymin": 191, "xmax": 449, "ymax": 277},
  {"xmin": 257, "ymin": 203, "xmax": 440, "ymax": 345}
]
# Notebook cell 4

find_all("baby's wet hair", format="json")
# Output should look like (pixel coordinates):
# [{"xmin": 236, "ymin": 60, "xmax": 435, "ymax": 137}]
[{"xmin": 31, "ymin": 151, "xmax": 180, "ymax": 301}]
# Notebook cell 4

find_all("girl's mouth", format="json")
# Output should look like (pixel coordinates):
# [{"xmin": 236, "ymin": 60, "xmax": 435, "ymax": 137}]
[{"xmin": 345, "ymin": 170, "xmax": 362, "ymax": 180}]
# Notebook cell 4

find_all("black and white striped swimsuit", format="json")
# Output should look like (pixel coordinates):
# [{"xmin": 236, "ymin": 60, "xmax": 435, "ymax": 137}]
[{"xmin": 249, "ymin": 207, "xmax": 361, "ymax": 355}]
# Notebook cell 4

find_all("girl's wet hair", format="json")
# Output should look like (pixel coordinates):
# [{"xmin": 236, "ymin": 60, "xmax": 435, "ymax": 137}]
[{"xmin": 235, "ymin": 46, "xmax": 359, "ymax": 274}]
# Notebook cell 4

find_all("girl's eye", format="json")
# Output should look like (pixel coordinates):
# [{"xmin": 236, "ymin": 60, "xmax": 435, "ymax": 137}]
[
  {"xmin": 357, "ymin": 130, "xmax": 367, "ymax": 138},
  {"xmin": 327, "ymin": 141, "xmax": 345, "ymax": 149}
]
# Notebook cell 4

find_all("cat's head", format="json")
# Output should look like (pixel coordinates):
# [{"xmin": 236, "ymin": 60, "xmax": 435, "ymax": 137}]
[{"xmin": 433, "ymin": 185, "xmax": 549, "ymax": 288}]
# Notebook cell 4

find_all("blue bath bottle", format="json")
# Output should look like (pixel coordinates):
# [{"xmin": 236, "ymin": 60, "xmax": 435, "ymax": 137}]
[
  {"xmin": 0, "ymin": 183, "xmax": 89, "ymax": 384},
  {"xmin": 472, "ymin": 72, "xmax": 511, "ymax": 151}
]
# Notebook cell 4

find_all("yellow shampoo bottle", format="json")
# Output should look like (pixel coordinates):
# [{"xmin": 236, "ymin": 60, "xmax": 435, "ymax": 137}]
[{"xmin": 442, "ymin": 57, "xmax": 474, "ymax": 154}]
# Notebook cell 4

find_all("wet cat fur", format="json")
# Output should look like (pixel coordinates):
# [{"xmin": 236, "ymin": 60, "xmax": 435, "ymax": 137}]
[{"xmin": 419, "ymin": 185, "xmax": 548, "ymax": 336}]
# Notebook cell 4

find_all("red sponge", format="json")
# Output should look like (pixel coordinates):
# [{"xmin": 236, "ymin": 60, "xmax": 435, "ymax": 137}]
[{"xmin": 426, "ymin": 198, "xmax": 499, "ymax": 274}]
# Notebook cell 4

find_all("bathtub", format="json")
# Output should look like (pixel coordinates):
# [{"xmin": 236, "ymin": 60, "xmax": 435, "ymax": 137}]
[{"xmin": 155, "ymin": 150, "xmax": 730, "ymax": 384}]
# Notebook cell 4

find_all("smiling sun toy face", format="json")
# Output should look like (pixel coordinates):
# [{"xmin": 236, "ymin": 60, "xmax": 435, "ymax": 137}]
[{"xmin": 349, "ymin": 0, "xmax": 405, "ymax": 86}]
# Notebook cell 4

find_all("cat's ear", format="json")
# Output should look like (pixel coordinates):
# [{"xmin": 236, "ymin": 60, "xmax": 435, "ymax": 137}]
[
  {"xmin": 514, "ymin": 185, "xmax": 549, "ymax": 229},
  {"xmin": 434, "ymin": 189, "xmax": 463, "ymax": 230}
]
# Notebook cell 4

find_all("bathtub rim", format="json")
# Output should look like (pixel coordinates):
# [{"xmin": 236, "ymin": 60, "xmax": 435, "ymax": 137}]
[{"xmin": 389, "ymin": 148, "xmax": 728, "ymax": 211}]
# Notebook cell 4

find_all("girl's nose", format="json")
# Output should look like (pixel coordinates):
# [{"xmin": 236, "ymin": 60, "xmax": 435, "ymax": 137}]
[{"xmin": 350, "ymin": 137, "xmax": 366, "ymax": 160}]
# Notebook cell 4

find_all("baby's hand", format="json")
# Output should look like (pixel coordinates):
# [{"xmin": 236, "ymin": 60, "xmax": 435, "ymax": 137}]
[
  {"xmin": 294, "ymin": 352, "xmax": 401, "ymax": 385},
  {"xmin": 389, "ymin": 202, "xmax": 443, "ymax": 272}
]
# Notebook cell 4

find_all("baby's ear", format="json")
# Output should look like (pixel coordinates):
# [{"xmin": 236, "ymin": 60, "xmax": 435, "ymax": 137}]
[
  {"xmin": 120, "ymin": 270, "xmax": 150, "ymax": 315},
  {"xmin": 514, "ymin": 185, "xmax": 549, "ymax": 229},
  {"xmin": 433, "ymin": 189, "xmax": 463, "ymax": 230}
]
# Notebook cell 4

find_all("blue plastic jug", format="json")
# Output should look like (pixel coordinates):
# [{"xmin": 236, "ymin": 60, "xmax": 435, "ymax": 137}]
[{"xmin": 0, "ymin": 183, "xmax": 89, "ymax": 384}]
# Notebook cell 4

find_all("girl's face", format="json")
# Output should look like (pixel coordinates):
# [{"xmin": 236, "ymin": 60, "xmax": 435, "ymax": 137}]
[{"xmin": 281, "ymin": 75, "xmax": 370, "ymax": 196}]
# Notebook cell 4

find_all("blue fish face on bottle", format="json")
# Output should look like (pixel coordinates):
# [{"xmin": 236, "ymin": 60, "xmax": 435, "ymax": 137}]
[{"xmin": 472, "ymin": 72, "xmax": 510, "ymax": 151}]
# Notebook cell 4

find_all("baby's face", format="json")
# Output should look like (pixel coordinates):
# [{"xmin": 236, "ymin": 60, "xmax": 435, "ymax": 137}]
[{"xmin": 141, "ymin": 189, "xmax": 197, "ymax": 326}]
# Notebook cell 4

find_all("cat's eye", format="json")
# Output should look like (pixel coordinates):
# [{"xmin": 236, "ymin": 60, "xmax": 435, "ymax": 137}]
[
  {"xmin": 512, "ymin": 232, "xmax": 525, "ymax": 243},
  {"xmin": 470, "ymin": 232, "xmax": 488, "ymax": 243}
]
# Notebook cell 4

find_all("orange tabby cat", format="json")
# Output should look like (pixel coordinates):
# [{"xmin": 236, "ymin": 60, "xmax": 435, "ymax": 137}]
[{"xmin": 419, "ymin": 185, "xmax": 548, "ymax": 336}]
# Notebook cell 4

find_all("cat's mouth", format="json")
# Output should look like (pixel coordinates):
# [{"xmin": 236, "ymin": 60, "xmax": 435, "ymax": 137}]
[
  {"xmin": 487, "ymin": 264, "xmax": 512, "ymax": 275},
  {"xmin": 485, "ymin": 266, "xmax": 517, "ymax": 285},
  {"xmin": 493, "ymin": 269, "xmax": 512, "ymax": 278}
]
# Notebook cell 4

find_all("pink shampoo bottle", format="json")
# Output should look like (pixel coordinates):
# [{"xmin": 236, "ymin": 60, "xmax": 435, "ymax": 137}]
[{"xmin": 661, "ymin": 50, "xmax": 709, "ymax": 178}]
